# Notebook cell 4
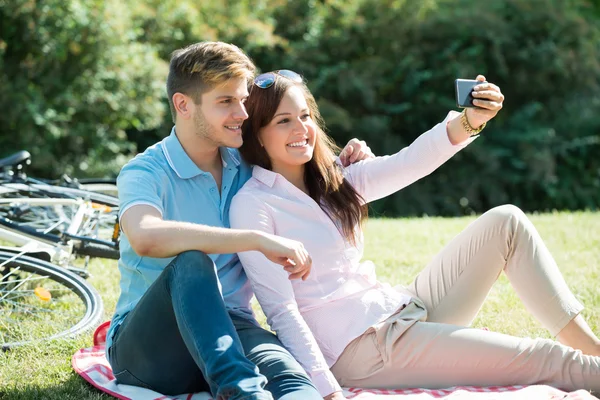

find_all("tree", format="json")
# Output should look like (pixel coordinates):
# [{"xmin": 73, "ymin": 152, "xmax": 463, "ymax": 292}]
[
  {"xmin": 0, "ymin": 0, "xmax": 167, "ymax": 177},
  {"xmin": 262, "ymin": 0, "xmax": 600, "ymax": 215}
]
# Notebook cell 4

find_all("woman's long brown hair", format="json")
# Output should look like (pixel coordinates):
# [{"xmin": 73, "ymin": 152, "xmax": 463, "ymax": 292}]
[{"xmin": 240, "ymin": 76, "xmax": 368, "ymax": 244}]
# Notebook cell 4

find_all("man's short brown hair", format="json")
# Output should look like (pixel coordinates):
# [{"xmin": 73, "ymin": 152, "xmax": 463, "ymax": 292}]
[{"xmin": 166, "ymin": 42, "xmax": 256, "ymax": 123}]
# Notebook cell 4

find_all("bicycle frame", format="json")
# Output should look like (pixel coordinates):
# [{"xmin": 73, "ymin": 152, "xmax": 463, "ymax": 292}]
[
  {"xmin": 0, "ymin": 152, "xmax": 120, "ymax": 271},
  {"xmin": 1, "ymin": 181, "xmax": 118, "ymax": 206},
  {"xmin": 0, "ymin": 197, "xmax": 102, "ymax": 267}
]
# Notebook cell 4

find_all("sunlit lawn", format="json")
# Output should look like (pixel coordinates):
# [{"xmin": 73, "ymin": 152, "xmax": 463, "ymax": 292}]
[{"xmin": 1, "ymin": 211, "xmax": 599, "ymax": 399}]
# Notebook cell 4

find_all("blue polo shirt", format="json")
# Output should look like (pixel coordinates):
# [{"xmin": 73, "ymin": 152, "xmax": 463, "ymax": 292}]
[{"xmin": 106, "ymin": 128, "xmax": 255, "ymax": 352}]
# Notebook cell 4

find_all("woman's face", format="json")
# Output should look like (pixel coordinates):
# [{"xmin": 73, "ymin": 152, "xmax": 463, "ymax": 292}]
[{"xmin": 259, "ymin": 86, "xmax": 317, "ymax": 173}]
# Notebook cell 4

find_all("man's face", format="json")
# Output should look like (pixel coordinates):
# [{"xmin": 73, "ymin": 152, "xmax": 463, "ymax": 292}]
[{"xmin": 194, "ymin": 77, "xmax": 249, "ymax": 148}]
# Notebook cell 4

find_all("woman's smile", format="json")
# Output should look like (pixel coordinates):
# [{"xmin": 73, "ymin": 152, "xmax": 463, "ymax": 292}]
[{"xmin": 287, "ymin": 138, "xmax": 309, "ymax": 148}]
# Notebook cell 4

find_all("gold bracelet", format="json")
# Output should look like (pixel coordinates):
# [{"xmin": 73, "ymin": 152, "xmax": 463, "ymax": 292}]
[{"xmin": 460, "ymin": 109, "xmax": 486, "ymax": 136}]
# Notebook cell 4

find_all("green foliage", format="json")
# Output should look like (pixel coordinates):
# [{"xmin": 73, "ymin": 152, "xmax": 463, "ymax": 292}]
[
  {"xmin": 128, "ymin": 0, "xmax": 282, "ymax": 61},
  {"xmin": 261, "ymin": 0, "xmax": 600, "ymax": 216},
  {"xmin": 0, "ymin": 0, "xmax": 167, "ymax": 177},
  {"xmin": 0, "ymin": 0, "xmax": 598, "ymax": 215}
]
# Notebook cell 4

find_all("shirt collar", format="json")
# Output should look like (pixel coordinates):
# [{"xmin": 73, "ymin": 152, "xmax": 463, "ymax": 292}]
[
  {"xmin": 163, "ymin": 127, "xmax": 240, "ymax": 179},
  {"xmin": 219, "ymin": 146, "xmax": 241, "ymax": 170},
  {"xmin": 252, "ymin": 165, "xmax": 278, "ymax": 187}
]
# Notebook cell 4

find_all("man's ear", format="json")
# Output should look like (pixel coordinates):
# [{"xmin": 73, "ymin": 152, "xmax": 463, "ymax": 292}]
[{"xmin": 173, "ymin": 93, "xmax": 193, "ymax": 120}]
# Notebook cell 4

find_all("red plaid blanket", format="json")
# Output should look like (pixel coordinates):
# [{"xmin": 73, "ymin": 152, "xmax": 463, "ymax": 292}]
[{"xmin": 72, "ymin": 322, "xmax": 597, "ymax": 400}]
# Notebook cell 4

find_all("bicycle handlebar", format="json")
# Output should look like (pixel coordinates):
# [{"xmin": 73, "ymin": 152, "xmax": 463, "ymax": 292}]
[{"xmin": 76, "ymin": 241, "xmax": 120, "ymax": 260}]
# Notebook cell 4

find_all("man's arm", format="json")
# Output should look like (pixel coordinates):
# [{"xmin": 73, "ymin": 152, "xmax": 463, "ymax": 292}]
[
  {"xmin": 338, "ymin": 138, "xmax": 374, "ymax": 167},
  {"xmin": 121, "ymin": 205, "xmax": 312, "ymax": 278}
]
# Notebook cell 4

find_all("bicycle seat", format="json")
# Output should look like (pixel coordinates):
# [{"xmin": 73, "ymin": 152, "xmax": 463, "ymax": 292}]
[{"xmin": 0, "ymin": 150, "xmax": 31, "ymax": 169}]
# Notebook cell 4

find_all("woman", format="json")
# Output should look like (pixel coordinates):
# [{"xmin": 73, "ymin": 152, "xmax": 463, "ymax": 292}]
[{"xmin": 229, "ymin": 70, "xmax": 600, "ymax": 400}]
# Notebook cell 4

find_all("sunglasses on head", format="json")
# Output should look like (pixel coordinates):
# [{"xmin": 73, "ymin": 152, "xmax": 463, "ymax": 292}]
[{"xmin": 253, "ymin": 69, "xmax": 303, "ymax": 89}]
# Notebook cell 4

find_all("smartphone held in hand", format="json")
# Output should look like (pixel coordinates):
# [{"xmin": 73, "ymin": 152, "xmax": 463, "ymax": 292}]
[{"xmin": 455, "ymin": 79, "xmax": 485, "ymax": 108}]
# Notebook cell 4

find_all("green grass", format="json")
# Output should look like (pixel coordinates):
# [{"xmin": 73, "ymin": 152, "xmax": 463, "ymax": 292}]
[{"xmin": 1, "ymin": 211, "xmax": 599, "ymax": 399}]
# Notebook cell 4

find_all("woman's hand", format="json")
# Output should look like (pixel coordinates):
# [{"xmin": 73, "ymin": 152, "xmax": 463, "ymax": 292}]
[
  {"xmin": 447, "ymin": 75, "xmax": 504, "ymax": 144},
  {"xmin": 466, "ymin": 74, "xmax": 504, "ymax": 128}
]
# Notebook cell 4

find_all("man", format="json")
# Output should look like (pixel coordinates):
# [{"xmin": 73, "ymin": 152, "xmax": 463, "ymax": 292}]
[{"xmin": 106, "ymin": 41, "xmax": 373, "ymax": 400}]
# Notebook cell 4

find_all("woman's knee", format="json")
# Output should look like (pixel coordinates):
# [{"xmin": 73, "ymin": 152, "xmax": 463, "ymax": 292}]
[
  {"xmin": 482, "ymin": 204, "xmax": 528, "ymax": 228},
  {"xmin": 488, "ymin": 204, "xmax": 525, "ymax": 219}
]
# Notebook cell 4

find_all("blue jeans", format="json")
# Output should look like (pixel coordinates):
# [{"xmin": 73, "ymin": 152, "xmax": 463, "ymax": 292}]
[
  {"xmin": 232, "ymin": 316, "xmax": 322, "ymax": 400},
  {"xmin": 108, "ymin": 250, "xmax": 320, "ymax": 400}
]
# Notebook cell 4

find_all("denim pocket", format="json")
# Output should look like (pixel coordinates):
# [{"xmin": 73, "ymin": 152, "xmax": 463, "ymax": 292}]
[
  {"xmin": 109, "ymin": 322, "xmax": 154, "ymax": 390},
  {"xmin": 113, "ymin": 369, "xmax": 154, "ymax": 390}
]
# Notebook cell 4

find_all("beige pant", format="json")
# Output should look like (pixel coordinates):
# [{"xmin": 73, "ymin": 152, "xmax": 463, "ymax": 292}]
[{"xmin": 331, "ymin": 205, "xmax": 600, "ymax": 391}]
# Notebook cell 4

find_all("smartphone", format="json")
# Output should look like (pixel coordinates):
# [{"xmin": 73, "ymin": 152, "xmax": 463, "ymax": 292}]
[{"xmin": 455, "ymin": 79, "xmax": 485, "ymax": 108}]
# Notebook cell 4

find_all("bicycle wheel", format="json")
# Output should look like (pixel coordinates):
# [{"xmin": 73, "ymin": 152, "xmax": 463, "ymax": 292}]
[
  {"xmin": 0, "ymin": 250, "xmax": 103, "ymax": 350},
  {"xmin": 0, "ymin": 186, "xmax": 120, "ymax": 251}
]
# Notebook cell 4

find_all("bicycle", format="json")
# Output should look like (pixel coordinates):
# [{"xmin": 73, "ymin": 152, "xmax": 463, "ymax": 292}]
[
  {"xmin": 0, "ymin": 189, "xmax": 120, "ymax": 276},
  {"xmin": 0, "ymin": 150, "xmax": 118, "ymax": 198},
  {"xmin": 0, "ymin": 151, "xmax": 120, "ymax": 277},
  {"xmin": 0, "ymin": 151, "xmax": 116, "ymax": 349},
  {"xmin": 0, "ymin": 246, "xmax": 103, "ymax": 350}
]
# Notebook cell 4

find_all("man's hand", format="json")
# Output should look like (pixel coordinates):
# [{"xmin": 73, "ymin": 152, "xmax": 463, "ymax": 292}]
[
  {"xmin": 339, "ymin": 138, "xmax": 374, "ymax": 167},
  {"xmin": 324, "ymin": 391, "xmax": 347, "ymax": 400},
  {"xmin": 255, "ymin": 232, "xmax": 312, "ymax": 280}
]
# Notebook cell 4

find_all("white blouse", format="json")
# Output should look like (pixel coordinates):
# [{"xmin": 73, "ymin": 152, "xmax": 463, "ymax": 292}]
[{"xmin": 230, "ymin": 111, "xmax": 475, "ymax": 396}]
